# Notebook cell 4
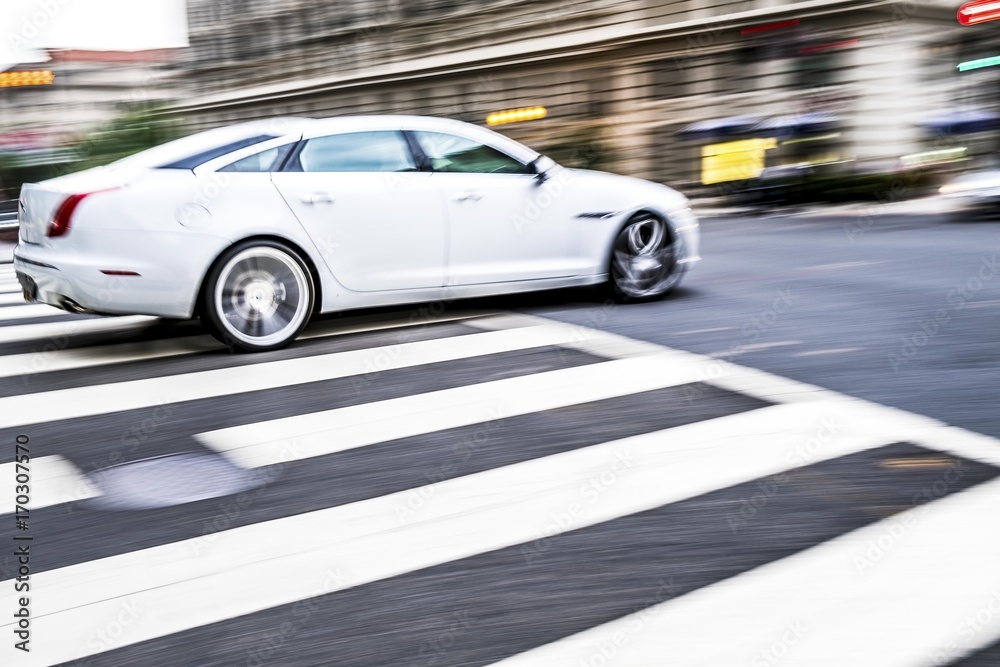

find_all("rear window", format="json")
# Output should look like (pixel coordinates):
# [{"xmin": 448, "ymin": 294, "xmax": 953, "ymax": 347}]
[{"xmin": 157, "ymin": 135, "xmax": 278, "ymax": 169}]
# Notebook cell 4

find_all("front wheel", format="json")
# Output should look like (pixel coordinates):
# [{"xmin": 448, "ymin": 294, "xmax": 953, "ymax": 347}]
[
  {"xmin": 607, "ymin": 213, "xmax": 683, "ymax": 301},
  {"xmin": 201, "ymin": 241, "xmax": 315, "ymax": 352}
]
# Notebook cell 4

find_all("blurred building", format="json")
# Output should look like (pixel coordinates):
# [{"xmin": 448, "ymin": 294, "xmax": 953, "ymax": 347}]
[
  {"xmin": 0, "ymin": 50, "xmax": 180, "ymax": 140},
  {"xmin": 0, "ymin": 0, "xmax": 189, "ymax": 191},
  {"xmin": 170, "ymin": 1, "xmax": 1000, "ymax": 192}
]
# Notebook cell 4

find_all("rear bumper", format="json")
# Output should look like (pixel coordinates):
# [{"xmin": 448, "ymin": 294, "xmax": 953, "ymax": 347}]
[{"xmin": 12, "ymin": 243, "xmax": 196, "ymax": 319}]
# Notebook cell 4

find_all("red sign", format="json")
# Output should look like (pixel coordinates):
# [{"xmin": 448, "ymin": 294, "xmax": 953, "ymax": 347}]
[{"xmin": 958, "ymin": 0, "xmax": 1000, "ymax": 25}]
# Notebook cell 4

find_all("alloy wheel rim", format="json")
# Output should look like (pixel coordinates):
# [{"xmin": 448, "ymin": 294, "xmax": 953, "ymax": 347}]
[
  {"xmin": 612, "ymin": 216, "xmax": 679, "ymax": 298},
  {"xmin": 215, "ymin": 248, "xmax": 309, "ymax": 346}
]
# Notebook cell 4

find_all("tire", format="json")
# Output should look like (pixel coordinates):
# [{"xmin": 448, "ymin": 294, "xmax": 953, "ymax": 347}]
[
  {"xmin": 607, "ymin": 212, "xmax": 683, "ymax": 302},
  {"xmin": 200, "ymin": 240, "xmax": 315, "ymax": 352}
]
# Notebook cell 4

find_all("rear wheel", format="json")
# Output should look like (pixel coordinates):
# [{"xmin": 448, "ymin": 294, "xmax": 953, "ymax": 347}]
[
  {"xmin": 201, "ymin": 241, "xmax": 314, "ymax": 352},
  {"xmin": 608, "ymin": 213, "xmax": 682, "ymax": 301}
]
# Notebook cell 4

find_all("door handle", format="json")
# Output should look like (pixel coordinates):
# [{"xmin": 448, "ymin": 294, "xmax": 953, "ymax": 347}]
[
  {"xmin": 453, "ymin": 191, "xmax": 483, "ymax": 203},
  {"xmin": 301, "ymin": 192, "xmax": 335, "ymax": 204}
]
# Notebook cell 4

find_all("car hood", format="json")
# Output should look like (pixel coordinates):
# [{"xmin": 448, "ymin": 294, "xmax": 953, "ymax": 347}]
[{"xmin": 562, "ymin": 167, "xmax": 689, "ymax": 215}]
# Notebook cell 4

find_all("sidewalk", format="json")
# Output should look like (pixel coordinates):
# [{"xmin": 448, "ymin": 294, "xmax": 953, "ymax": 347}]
[{"xmin": 691, "ymin": 194, "xmax": 960, "ymax": 219}]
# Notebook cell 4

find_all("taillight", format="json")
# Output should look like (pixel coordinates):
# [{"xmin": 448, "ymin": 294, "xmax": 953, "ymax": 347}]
[
  {"xmin": 47, "ymin": 194, "xmax": 88, "ymax": 238},
  {"xmin": 46, "ymin": 188, "xmax": 116, "ymax": 238}
]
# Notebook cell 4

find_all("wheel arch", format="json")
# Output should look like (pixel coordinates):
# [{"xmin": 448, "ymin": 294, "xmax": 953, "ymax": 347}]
[{"xmin": 193, "ymin": 234, "xmax": 324, "ymax": 318}]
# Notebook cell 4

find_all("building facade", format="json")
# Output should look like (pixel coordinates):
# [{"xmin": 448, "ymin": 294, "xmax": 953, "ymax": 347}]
[{"xmin": 169, "ymin": 1, "xmax": 1000, "ymax": 193}]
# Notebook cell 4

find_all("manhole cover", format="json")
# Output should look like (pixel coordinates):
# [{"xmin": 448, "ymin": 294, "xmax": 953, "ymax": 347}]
[{"xmin": 83, "ymin": 453, "xmax": 265, "ymax": 511}]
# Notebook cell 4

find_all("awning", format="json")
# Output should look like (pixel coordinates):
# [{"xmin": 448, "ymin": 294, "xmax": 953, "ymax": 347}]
[
  {"xmin": 922, "ymin": 110, "xmax": 1000, "ymax": 135},
  {"xmin": 752, "ymin": 112, "xmax": 839, "ymax": 137},
  {"xmin": 675, "ymin": 116, "xmax": 762, "ymax": 141}
]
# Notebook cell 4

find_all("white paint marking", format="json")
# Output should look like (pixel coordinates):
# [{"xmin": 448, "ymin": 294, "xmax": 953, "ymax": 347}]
[
  {"xmin": 792, "ymin": 348, "xmax": 862, "ymax": 357},
  {"xmin": 0, "ymin": 303, "xmax": 68, "ymax": 322},
  {"xmin": 0, "ymin": 316, "xmax": 159, "ymax": 345},
  {"xmin": 0, "ymin": 293, "xmax": 28, "ymax": 306},
  {"xmin": 0, "ymin": 399, "xmax": 907, "ymax": 666},
  {"xmin": 674, "ymin": 327, "xmax": 733, "ymax": 335},
  {"xmin": 196, "ymin": 352, "xmax": 702, "ymax": 469},
  {"xmin": 0, "ymin": 456, "xmax": 98, "ymax": 516},
  {"xmin": 0, "ymin": 311, "xmax": 490, "ymax": 379},
  {"xmin": 708, "ymin": 340, "xmax": 802, "ymax": 357},
  {"xmin": 0, "ymin": 325, "xmax": 593, "ymax": 429},
  {"xmin": 489, "ymin": 477, "xmax": 1000, "ymax": 667}
]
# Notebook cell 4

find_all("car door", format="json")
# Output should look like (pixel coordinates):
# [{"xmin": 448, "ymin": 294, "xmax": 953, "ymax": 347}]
[
  {"xmin": 409, "ymin": 130, "xmax": 576, "ymax": 286},
  {"xmin": 271, "ymin": 130, "xmax": 445, "ymax": 292}
]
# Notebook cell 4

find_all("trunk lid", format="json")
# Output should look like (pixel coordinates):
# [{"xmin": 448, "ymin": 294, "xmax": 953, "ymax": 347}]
[{"xmin": 17, "ymin": 164, "xmax": 144, "ymax": 246}]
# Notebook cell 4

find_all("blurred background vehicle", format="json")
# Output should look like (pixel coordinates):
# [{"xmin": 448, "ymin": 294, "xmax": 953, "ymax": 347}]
[{"xmin": 939, "ymin": 166, "xmax": 1000, "ymax": 218}]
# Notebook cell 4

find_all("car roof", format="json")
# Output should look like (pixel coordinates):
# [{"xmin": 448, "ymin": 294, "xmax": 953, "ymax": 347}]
[{"xmin": 289, "ymin": 115, "xmax": 539, "ymax": 161}]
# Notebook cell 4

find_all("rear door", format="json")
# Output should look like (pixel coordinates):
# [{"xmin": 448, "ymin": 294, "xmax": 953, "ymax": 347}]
[{"xmin": 271, "ymin": 130, "xmax": 445, "ymax": 292}]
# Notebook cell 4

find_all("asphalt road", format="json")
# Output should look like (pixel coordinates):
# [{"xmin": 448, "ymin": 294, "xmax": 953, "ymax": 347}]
[
  {"xmin": 1, "ymin": 207, "xmax": 999, "ymax": 666},
  {"xmin": 519, "ymin": 208, "xmax": 1000, "ymax": 439}
]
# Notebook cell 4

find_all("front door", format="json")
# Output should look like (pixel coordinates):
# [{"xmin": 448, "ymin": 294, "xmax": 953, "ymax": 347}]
[
  {"xmin": 272, "ymin": 130, "xmax": 445, "ymax": 292},
  {"xmin": 410, "ymin": 130, "xmax": 577, "ymax": 286}
]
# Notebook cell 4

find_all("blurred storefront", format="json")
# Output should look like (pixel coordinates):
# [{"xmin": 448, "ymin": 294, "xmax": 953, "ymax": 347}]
[{"xmin": 29, "ymin": 1, "xmax": 1000, "ymax": 197}]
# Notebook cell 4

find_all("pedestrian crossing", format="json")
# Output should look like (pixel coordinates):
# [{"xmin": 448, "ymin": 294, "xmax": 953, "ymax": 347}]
[{"xmin": 1, "ymin": 260, "xmax": 1000, "ymax": 667}]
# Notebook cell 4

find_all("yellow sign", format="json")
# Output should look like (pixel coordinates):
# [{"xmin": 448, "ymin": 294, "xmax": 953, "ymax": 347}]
[
  {"xmin": 0, "ymin": 70, "xmax": 55, "ymax": 88},
  {"xmin": 487, "ymin": 106, "xmax": 547, "ymax": 126},
  {"xmin": 701, "ymin": 138, "xmax": 777, "ymax": 185}
]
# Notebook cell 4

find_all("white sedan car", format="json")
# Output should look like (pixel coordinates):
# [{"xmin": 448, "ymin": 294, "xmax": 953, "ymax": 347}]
[{"xmin": 14, "ymin": 115, "xmax": 700, "ymax": 351}]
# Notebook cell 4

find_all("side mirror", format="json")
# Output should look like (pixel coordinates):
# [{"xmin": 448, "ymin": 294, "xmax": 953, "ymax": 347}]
[{"xmin": 529, "ymin": 156, "xmax": 553, "ymax": 184}]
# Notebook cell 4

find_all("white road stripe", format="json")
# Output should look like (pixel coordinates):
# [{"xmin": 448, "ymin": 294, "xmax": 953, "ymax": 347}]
[
  {"xmin": 196, "ymin": 352, "xmax": 703, "ymax": 469},
  {"xmin": 0, "ymin": 315, "xmax": 159, "ymax": 345},
  {"xmin": 470, "ymin": 315, "xmax": 1000, "ymax": 470},
  {"xmin": 792, "ymin": 347, "xmax": 862, "ymax": 357},
  {"xmin": 489, "ymin": 477, "xmax": 1000, "ymax": 667},
  {"xmin": 0, "ymin": 399, "xmax": 915, "ymax": 666},
  {"xmin": 0, "ymin": 292, "xmax": 28, "ymax": 306},
  {"xmin": 0, "ymin": 456, "xmax": 99, "ymax": 516},
  {"xmin": 0, "ymin": 303, "xmax": 66, "ymax": 322},
  {"xmin": 0, "ymin": 311, "xmax": 490, "ymax": 379},
  {"xmin": 0, "ymin": 325, "xmax": 591, "ymax": 429}
]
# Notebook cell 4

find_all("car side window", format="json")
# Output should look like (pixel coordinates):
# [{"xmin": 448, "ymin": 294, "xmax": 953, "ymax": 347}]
[
  {"xmin": 219, "ymin": 146, "xmax": 286, "ymax": 173},
  {"xmin": 296, "ymin": 131, "xmax": 417, "ymax": 172},
  {"xmin": 412, "ymin": 131, "xmax": 530, "ymax": 174}
]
